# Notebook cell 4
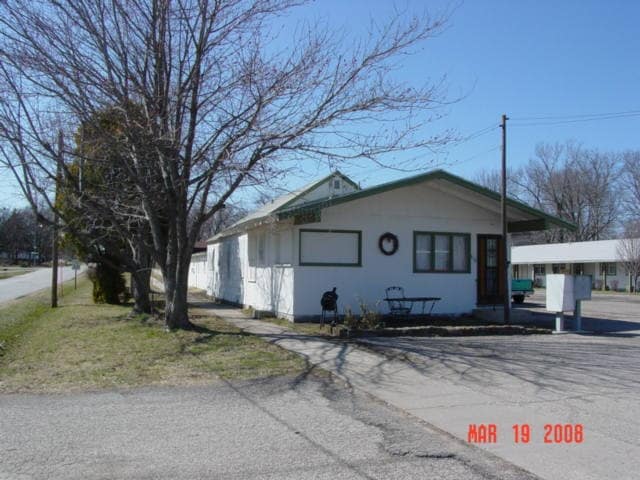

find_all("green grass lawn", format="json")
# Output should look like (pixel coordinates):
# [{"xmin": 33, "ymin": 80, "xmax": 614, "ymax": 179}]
[{"xmin": 0, "ymin": 280, "xmax": 306, "ymax": 393}]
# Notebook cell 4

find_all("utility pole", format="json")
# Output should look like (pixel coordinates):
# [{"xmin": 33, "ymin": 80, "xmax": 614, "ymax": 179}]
[
  {"xmin": 501, "ymin": 114, "xmax": 510, "ymax": 324},
  {"xmin": 51, "ymin": 131, "xmax": 63, "ymax": 308}
]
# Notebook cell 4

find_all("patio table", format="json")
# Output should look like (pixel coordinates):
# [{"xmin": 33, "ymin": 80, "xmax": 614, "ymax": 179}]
[{"xmin": 384, "ymin": 296, "xmax": 441, "ymax": 316}]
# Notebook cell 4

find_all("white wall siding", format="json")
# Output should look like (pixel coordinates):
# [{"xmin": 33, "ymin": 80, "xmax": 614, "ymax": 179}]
[
  {"xmin": 210, "ymin": 234, "xmax": 245, "ymax": 304},
  {"xmin": 206, "ymin": 244, "xmax": 216, "ymax": 296},
  {"xmin": 292, "ymin": 183, "xmax": 503, "ymax": 318},
  {"xmin": 596, "ymin": 263, "xmax": 629, "ymax": 290},
  {"xmin": 188, "ymin": 253, "xmax": 208, "ymax": 290},
  {"xmin": 209, "ymin": 229, "xmax": 296, "ymax": 319},
  {"xmin": 244, "ymin": 264, "xmax": 295, "ymax": 319}
]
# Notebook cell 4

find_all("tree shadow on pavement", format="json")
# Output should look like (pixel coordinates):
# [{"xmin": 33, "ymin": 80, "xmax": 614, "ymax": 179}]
[{"xmin": 357, "ymin": 334, "xmax": 640, "ymax": 400}]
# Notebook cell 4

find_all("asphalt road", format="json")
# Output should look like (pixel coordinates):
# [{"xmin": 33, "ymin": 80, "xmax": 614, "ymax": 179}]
[
  {"xmin": 358, "ymin": 293, "xmax": 640, "ymax": 480},
  {"xmin": 0, "ymin": 376, "xmax": 537, "ymax": 480},
  {"xmin": 0, "ymin": 266, "xmax": 83, "ymax": 304}
]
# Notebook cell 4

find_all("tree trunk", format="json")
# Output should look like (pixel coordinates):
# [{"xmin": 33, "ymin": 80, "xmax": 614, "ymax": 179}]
[
  {"xmin": 163, "ymin": 256, "xmax": 194, "ymax": 330},
  {"xmin": 130, "ymin": 269, "xmax": 152, "ymax": 314},
  {"xmin": 130, "ymin": 241, "xmax": 153, "ymax": 314}
]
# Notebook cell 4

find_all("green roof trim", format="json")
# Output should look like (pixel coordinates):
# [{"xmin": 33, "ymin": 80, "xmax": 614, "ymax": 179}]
[{"xmin": 276, "ymin": 169, "xmax": 577, "ymax": 232}]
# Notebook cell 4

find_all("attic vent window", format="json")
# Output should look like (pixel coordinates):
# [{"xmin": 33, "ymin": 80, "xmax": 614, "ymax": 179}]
[{"xmin": 333, "ymin": 179, "xmax": 340, "ymax": 189}]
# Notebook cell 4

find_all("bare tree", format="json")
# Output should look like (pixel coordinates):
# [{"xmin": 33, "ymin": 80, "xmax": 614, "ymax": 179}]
[
  {"xmin": 617, "ymin": 222, "xmax": 640, "ymax": 293},
  {"xmin": 197, "ymin": 204, "xmax": 248, "ymax": 243},
  {"xmin": 473, "ymin": 168, "xmax": 523, "ymax": 196},
  {"xmin": 0, "ymin": 206, "xmax": 52, "ymax": 263},
  {"xmin": 514, "ymin": 142, "xmax": 621, "ymax": 243},
  {"xmin": 622, "ymin": 151, "xmax": 640, "ymax": 221},
  {"xmin": 0, "ymin": 0, "xmax": 453, "ymax": 329}
]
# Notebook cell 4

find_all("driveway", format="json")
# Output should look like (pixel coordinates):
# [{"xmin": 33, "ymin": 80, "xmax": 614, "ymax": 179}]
[
  {"xmin": 359, "ymin": 292, "xmax": 640, "ymax": 480},
  {"xmin": 0, "ymin": 266, "xmax": 83, "ymax": 304},
  {"xmin": 515, "ymin": 290, "xmax": 640, "ymax": 334},
  {"xmin": 0, "ymin": 376, "xmax": 535, "ymax": 480}
]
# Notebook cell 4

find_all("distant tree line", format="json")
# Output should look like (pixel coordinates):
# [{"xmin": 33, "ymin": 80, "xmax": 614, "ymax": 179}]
[
  {"xmin": 0, "ymin": 207, "xmax": 53, "ymax": 264},
  {"xmin": 475, "ymin": 141, "xmax": 640, "ymax": 244}
]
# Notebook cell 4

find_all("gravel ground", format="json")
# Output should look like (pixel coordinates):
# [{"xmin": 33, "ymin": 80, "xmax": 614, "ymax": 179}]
[{"xmin": 0, "ymin": 375, "xmax": 538, "ymax": 480}]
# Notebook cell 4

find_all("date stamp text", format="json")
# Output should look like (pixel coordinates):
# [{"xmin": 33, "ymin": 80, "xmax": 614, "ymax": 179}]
[{"xmin": 467, "ymin": 424, "xmax": 584, "ymax": 444}]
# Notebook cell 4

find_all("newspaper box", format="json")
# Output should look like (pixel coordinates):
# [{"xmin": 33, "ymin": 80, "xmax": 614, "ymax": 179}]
[{"xmin": 546, "ymin": 274, "xmax": 592, "ymax": 333}]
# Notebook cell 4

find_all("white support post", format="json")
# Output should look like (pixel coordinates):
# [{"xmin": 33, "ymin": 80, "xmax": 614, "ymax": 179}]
[{"xmin": 554, "ymin": 312, "xmax": 567, "ymax": 334}]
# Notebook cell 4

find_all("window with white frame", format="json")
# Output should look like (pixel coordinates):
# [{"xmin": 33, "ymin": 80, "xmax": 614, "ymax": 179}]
[
  {"xmin": 602, "ymin": 262, "xmax": 617, "ymax": 275},
  {"xmin": 534, "ymin": 264, "xmax": 545, "ymax": 275}
]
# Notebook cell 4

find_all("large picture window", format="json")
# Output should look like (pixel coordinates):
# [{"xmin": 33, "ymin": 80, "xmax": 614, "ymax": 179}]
[
  {"xmin": 413, "ymin": 232, "xmax": 470, "ymax": 273},
  {"xmin": 299, "ymin": 229, "xmax": 361, "ymax": 266}
]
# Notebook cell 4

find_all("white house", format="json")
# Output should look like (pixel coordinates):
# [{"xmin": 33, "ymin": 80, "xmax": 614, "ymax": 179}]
[
  {"xmin": 512, "ymin": 239, "xmax": 639, "ymax": 291},
  {"xmin": 203, "ymin": 170, "xmax": 573, "ymax": 321}
]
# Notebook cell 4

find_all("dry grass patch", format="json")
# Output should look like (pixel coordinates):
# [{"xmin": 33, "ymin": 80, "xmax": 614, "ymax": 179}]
[
  {"xmin": 0, "ymin": 280, "xmax": 306, "ymax": 393},
  {"xmin": 259, "ymin": 317, "xmax": 332, "ymax": 337}
]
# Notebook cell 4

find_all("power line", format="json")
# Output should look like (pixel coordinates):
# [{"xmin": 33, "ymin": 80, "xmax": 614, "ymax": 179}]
[
  {"xmin": 510, "ymin": 110, "xmax": 640, "ymax": 127},
  {"xmin": 511, "ymin": 108, "xmax": 640, "ymax": 121},
  {"xmin": 441, "ymin": 145, "xmax": 500, "ymax": 167},
  {"xmin": 460, "ymin": 124, "xmax": 499, "ymax": 142}
]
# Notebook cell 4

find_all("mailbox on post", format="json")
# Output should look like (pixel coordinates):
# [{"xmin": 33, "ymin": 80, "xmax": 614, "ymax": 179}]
[{"xmin": 545, "ymin": 274, "xmax": 591, "ymax": 333}]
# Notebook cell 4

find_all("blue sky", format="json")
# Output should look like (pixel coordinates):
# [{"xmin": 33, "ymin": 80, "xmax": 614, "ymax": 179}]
[
  {"xmin": 290, "ymin": 0, "xmax": 640, "ymax": 188},
  {"xmin": 2, "ymin": 0, "xmax": 639, "ymax": 206}
]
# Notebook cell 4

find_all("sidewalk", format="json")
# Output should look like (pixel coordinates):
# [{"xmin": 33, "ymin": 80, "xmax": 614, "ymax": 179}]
[{"xmin": 196, "ymin": 300, "xmax": 636, "ymax": 480}]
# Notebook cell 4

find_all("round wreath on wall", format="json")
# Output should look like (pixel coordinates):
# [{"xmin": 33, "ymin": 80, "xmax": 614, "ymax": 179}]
[{"xmin": 378, "ymin": 232, "xmax": 399, "ymax": 256}]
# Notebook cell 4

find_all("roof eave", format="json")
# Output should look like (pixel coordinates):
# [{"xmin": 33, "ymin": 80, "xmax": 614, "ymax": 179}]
[{"xmin": 206, "ymin": 215, "xmax": 278, "ymax": 243}]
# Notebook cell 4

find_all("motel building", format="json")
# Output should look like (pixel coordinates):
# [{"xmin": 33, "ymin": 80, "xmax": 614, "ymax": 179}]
[{"xmin": 511, "ymin": 239, "xmax": 638, "ymax": 292}]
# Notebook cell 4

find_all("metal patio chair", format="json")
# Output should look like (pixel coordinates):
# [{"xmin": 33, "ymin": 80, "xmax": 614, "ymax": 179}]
[{"xmin": 385, "ymin": 286, "xmax": 412, "ymax": 319}]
